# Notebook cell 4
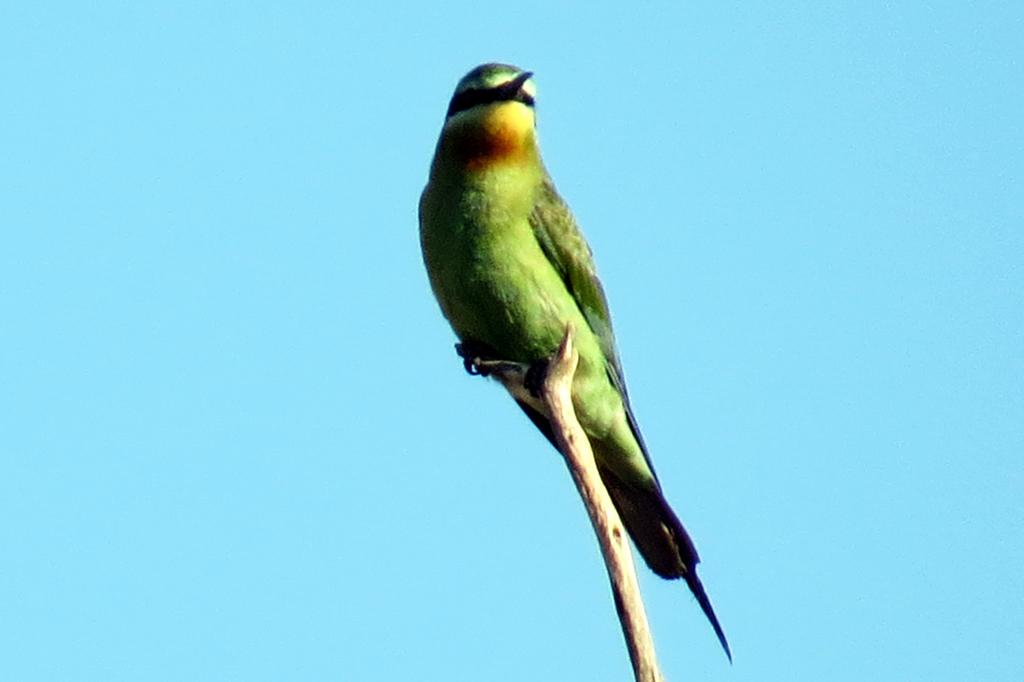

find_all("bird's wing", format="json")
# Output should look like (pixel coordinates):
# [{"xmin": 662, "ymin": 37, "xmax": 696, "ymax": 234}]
[{"xmin": 529, "ymin": 173, "xmax": 657, "ymax": 478}]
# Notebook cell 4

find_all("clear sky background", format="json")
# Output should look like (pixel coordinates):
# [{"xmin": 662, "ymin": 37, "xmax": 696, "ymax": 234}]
[{"xmin": 2, "ymin": 3, "xmax": 1021, "ymax": 681}]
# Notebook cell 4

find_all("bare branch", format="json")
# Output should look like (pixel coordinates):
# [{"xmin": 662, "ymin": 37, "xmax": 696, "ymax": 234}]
[{"xmin": 540, "ymin": 326, "xmax": 666, "ymax": 682}]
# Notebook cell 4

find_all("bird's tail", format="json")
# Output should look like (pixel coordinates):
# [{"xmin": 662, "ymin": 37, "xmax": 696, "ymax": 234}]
[{"xmin": 600, "ymin": 470, "xmax": 732, "ymax": 661}]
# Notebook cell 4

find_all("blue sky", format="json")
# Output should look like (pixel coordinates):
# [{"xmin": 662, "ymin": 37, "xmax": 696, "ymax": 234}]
[{"xmin": 2, "ymin": 2, "xmax": 1021, "ymax": 680}]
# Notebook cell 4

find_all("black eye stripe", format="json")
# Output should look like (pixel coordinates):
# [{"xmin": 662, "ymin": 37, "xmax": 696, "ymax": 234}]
[{"xmin": 446, "ymin": 83, "xmax": 535, "ymax": 118}]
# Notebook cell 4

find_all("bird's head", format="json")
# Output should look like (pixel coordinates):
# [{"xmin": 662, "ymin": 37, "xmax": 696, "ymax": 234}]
[{"xmin": 439, "ymin": 63, "xmax": 538, "ymax": 169}]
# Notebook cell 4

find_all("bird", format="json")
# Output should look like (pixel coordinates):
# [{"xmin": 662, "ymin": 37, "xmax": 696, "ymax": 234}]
[{"xmin": 419, "ymin": 63, "xmax": 730, "ymax": 660}]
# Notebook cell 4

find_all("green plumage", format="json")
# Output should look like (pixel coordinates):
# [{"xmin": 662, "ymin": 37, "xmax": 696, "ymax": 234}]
[{"xmin": 420, "ymin": 63, "xmax": 730, "ymax": 660}]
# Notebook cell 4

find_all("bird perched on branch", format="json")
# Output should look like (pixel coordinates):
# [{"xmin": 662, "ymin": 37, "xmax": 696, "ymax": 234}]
[{"xmin": 419, "ymin": 63, "xmax": 730, "ymax": 660}]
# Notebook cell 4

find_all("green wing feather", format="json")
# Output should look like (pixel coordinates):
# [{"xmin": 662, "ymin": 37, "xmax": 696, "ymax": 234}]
[{"xmin": 528, "ymin": 172, "xmax": 656, "ymax": 476}]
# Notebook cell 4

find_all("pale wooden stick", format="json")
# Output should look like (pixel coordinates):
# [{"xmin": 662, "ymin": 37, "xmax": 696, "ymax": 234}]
[{"xmin": 540, "ymin": 327, "xmax": 665, "ymax": 682}]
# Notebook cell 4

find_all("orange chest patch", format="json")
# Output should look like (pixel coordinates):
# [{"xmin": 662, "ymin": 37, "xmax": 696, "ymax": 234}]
[{"xmin": 451, "ymin": 103, "xmax": 534, "ymax": 170}]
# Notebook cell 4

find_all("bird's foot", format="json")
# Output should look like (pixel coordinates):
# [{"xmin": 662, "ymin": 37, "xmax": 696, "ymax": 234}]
[{"xmin": 455, "ymin": 342, "xmax": 524, "ymax": 378}]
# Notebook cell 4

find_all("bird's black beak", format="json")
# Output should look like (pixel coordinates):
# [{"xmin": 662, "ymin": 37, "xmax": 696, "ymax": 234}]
[{"xmin": 501, "ymin": 71, "xmax": 534, "ymax": 107}]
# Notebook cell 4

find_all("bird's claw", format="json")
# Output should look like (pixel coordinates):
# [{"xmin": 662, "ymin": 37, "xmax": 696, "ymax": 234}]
[{"xmin": 455, "ymin": 342, "xmax": 490, "ymax": 376}]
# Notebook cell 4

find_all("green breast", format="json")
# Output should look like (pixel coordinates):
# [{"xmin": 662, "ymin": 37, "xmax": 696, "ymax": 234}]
[{"xmin": 421, "ymin": 162, "xmax": 572, "ymax": 360}]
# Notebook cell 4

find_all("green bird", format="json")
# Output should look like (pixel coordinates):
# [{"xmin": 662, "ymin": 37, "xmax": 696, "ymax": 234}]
[{"xmin": 420, "ymin": 63, "xmax": 730, "ymax": 660}]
